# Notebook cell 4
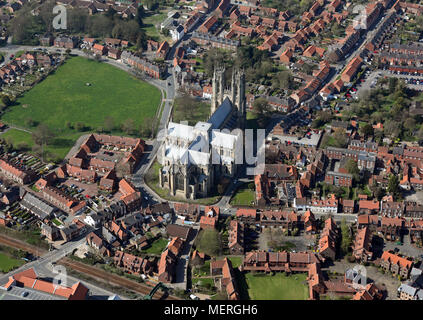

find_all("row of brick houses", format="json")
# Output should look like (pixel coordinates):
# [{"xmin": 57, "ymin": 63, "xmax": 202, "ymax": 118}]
[
  {"xmin": 236, "ymin": 208, "xmax": 318, "ymax": 234},
  {"xmin": 380, "ymin": 250, "xmax": 414, "ymax": 279},
  {"xmin": 114, "ymin": 250, "xmax": 154, "ymax": 275},
  {"xmin": 318, "ymin": 217, "xmax": 339, "ymax": 260},
  {"xmin": 241, "ymin": 250, "xmax": 322, "ymax": 273},
  {"xmin": 41, "ymin": 185, "xmax": 87, "ymax": 215},
  {"xmin": 121, "ymin": 51, "xmax": 168, "ymax": 79},
  {"xmin": 0, "ymin": 158, "xmax": 37, "ymax": 185}
]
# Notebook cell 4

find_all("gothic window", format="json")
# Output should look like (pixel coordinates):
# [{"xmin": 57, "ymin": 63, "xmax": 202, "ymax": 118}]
[{"xmin": 176, "ymin": 173, "xmax": 185, "ymax": 191}]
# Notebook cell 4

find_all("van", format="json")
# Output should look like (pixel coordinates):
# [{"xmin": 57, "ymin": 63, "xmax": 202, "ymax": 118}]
[{"xmin": 190, "ymin": 294, "xmax": 200, "ymax": 300}]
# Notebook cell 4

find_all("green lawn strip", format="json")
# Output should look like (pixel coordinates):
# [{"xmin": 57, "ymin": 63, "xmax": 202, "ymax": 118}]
[
  {"xmin": 192, "ymin": 261, "xmax": 211, "ymax": 277},
  {"xmin": 227, "ymin": 256, "xmax": 242, "ymax": 268},
  {"xmin": 1, "ymin": 56, "xmax": 161, "ymax": 160},
  {"xmin": 52, "ymin": 218, "xmax": 62, "ymax": 226},
  {"xmin": 0, "ymin": 252, "xmax": 25, "ymax": 273},
  {"xmin": 141, "ymin": 237, "xmax": 169, "ymax": 255},
  {"xmin": 1, "ymin": 129, "xmax": 34, "ymax": 150},
  {"xmin": 192, "ymin": 277, "xmax": 214, "ymax": 286},
  {"xmin": 243, "ymin": 272, "xmax": 309, "ymax": 300},
  {"xmin": 229, "ymin": 183, "xmax": 255, "ymax": 207}
]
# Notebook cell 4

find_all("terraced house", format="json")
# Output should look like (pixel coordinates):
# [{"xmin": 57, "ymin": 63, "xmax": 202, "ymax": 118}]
[
  {"xmin": 0, "ymin": 159, "xmax": 37, "ymax": 184},
  {"xmin": 380, "ymin": 250, "xmax": 414, "ymax": 279}
]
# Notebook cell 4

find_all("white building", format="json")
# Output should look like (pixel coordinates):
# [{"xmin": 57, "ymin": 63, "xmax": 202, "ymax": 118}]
[{"xmin": 170, "ymin": 25, "xmax": 185, "ymax": 42}]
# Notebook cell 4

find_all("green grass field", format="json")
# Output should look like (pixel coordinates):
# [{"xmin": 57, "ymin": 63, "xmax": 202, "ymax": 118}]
[
  {"xmin": 1, "ymin": 129, "xmax": 34, "ymax": 150},
  {"xmin": 142, "ymin": 237, "xmax": 169, "ymax": 255},
  {"xmin": 229, "ymin": 184, "xmax": 255, "ymax": 207},
  {"xmin": 142, "ymin": 10, "xmax": 172, "ymax": 42},
  {"xmin": 227, "ymin": 256, "xmax": 243, "ymax": 268},
  {"xmin": 1, "ymin": 56, "xmax": 162, "ymax": 160},
  {"xmin": 0, "ymin": 252, "xmax": 25, "ymax": 273},
  {"xmin": 243, "ymin": 273, "xmax": 309, "ymax": 300}
]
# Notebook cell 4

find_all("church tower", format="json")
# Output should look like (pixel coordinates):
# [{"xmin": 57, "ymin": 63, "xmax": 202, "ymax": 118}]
[
  {"xmin": 235, "ymin": 69, "xmax": 246, "ymax": 129},
  {"xmin": 210, "ymin": 65, "xmax": 246, "ymax": 129},
  {"xmin": 211, "ymin": 65, "xmax": 225, "ymax": 115},
  {"xmin": 211, "ymin": 67, "xmax": 218, "ymax": 114}
]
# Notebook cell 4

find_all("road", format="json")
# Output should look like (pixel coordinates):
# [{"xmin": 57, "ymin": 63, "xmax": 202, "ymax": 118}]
[{"xmin": 0, "ymin": 235, "xmax": 121, "ymax": 299}]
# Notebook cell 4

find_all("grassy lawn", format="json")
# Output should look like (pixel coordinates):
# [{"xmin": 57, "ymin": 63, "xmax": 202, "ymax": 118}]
[
  {"xmin": 142, "ymin": 10, "xmax": 172, "ymax": 42},
  {"xmin": 246, "ymin": 111, "xmax": 259, "ymax": 130},
  {"xmin": 1, "ymin": 129, "xmax": 34, "ymax": 150},
  {"xmin": 229, "ymin": 183, "xmax": 255, "ymax": 207},
  {"xmin": 0, "ymin": 252, "xmax": 25, "ymax": 273},
  {"xmin": 241, "ymin": 272, "xmax": 309, "ymax": 300},
  {"xmin": 192, "ymin": 277, "xmax": 214, "ymax": 286},
  {"xmin": 1, "ymin": 56, "xmax": 162, "ymax": 160},
  {"xmin": 141, "ymin": 237, "xmax": 169, "ymax": 255},
  {"xmin": 192, "ymin": 261, "xmax": 211, "ymax": 277},
  {"xmin": 172, "ymin": 98, "xmax": 211, "ymax": 126},
  {"xmin": 51, "ymin": 218, "xmax": 62, "ymax": 226},
  {"xmin": 227, "ymin": 256, "xmax": 242, "ymax": 268}
]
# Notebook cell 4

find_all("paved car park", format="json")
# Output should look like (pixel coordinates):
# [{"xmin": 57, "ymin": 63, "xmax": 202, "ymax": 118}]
[
  {"xmin": 357, "ymin": 69, "xmax": 423, "ymax": 96},
  {"xmin": 0, "ymin": 286, "xmax": 64, "ymax": 300},
  {"xmin": 382, "ymin": 235, "xmax": 423, "ymax": 259}
]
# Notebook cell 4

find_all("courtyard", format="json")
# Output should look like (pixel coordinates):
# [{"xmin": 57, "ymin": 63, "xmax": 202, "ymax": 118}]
[{"xmin": 237, "ymin": 272, "xmax": 309, "ymax": 300}]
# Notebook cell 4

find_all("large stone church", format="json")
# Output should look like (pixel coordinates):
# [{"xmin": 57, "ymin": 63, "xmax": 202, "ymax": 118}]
[{"xmin": 158, "ymin": 66, "xmax": 246, "ymax": 200}]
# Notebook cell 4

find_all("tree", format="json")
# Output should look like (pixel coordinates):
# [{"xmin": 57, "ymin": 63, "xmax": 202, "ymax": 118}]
[
  {"xmin": 404, "ymin": 117, "xmax": 416, "ymax": 132},
  {"xmin": 332, "ymin": 128, "xmax": 348, "ymax": 148},
  {"xmin": 32, "ymin": 124, "xmax": 54, "ymax": 146},
  {"xmin": 272, "ymin": 70, "xmax": 294, "ymax": 90},
  {"xmin": 136, "ymin": 5, "xmax": 145, "ymax": 27},
  {"xmin": 16, "ymin": 142, "xmax": 29, "ymax": 151},
  {"xmin": 384, "ymin": 120, "xmax": 401, "ymax": 139},
  {"xmin": 340, "ymin": 218, "xmax": 352, "ymax": 256},
  {"xmin": 359, "ymin": 123, "xmax": 374, "ymax": 139},
  {"xmin": 25, "ymin": 118, "xmax": 36, "ymax": 127},
  {"xmin": 121, "ymin": 119, "xmax": 136, "ymax": 135},
  {"xmin": 346, "ymin": 159, "xmax": 360, "ymax": 183},
  {"xmin": 139, "ymin": 116, "xmax": 154, "ymax": 137},
  {"xmin": 252, "ymin": 97, "xmax": 271, "ymax": 127},
  {"xmin": 74, "ymin": 122, "xmax": 86, "ymax": 131},
  {"xmin": 387, "ymin": 174, "xmax": 401, "ymax": 200},
  {"xmin": 1, "ymin": 95, "xmax": 12, "ymax": 107},
  {"xmin": 104, "ymin": 116, "xmax": 115, "ymax": 132}
]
